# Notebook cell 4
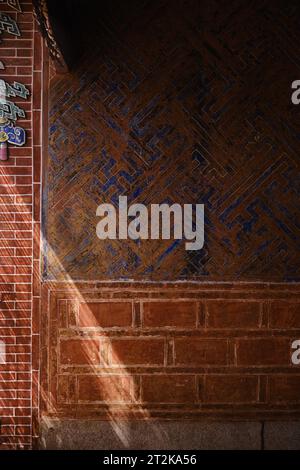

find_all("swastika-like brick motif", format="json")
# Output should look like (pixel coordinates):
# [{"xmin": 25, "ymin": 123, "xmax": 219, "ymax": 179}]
[{"xmin": 44, "ymin": 0, "xmax": 300, "ymax": 281}]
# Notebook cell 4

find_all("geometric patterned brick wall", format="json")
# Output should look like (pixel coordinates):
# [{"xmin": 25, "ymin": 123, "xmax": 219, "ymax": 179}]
[{"xmin": 44, "ymin": 0, "xmax": 300, "ymax": 281}]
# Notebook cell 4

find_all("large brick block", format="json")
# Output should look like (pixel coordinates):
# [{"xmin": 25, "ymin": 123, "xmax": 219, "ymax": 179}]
[
  {"xmin": 204, "ymin": 375, "xmax": 259, "ymax": 403},
  {"xmin": 0, "ymin": 0, "xmax": 37, "ymax": 448},
  {"xmin": 142, "ymin": 301, "xmax": 197, "ymax": 328},
  {"xmin": 237, "ymin": 338, "xmax": 291, "ymax": 366},
  {"xmin": 60, "ymin": 339, "xmax": 100, "ymax": 365},
  {"xmin": 174, "ymin": 338, "xmax": 228, "ymax": 365},
  {"xmin": 110, "ymin": 338, "xmax": 165, "ymax": 365},
  {"xmin": 78, "ymin": 301, "xmax": 132, "ymax": 328},
  {"xmin": 78, "ymin": 375, "xmax": 133, "ymax": 402},
  {"xmin": 206, "ymin": 301, "xmax": 260, "ymax": 328},
  {"xmin": 269, "ymin": 302, "xmax": 300, "ymax": 328},
  {"xmin": 269, "ymin": 376, "xmax": 300, "ymax": 402},
  {"xmin": 141, "ymin": 375, "xmax": 197, "ymax": 403}
]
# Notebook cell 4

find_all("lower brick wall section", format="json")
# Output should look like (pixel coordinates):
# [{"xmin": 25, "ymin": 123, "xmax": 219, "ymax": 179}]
[{"xmin": 40, "ymin": 282, "xmax": 300, "ymax": 423}]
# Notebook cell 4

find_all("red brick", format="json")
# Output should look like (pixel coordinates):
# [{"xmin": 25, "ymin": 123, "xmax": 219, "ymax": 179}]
[
  {"xmin": 0, "ymin": 381, "xmax": 31, "ymax": 390},
  {"xmin": 175, "ymin": 338, "xmax": 228, "ymax": 365},
  {"xmin": 206, "ymin": 301, "xmax": 260, "ymax": 328},
  {"xmin": 1, "ymin": 425, "xmax": 15, "ymax": 436},
  {"xmin": 16, "ymin": 157, "xmax": 31, "ymax": 166},
  {"xmin": 141, "ymin": 375, "xmax": 197, "ymax": 403},
  {"xmin": 33, "ymin": 31, "xmax": 42, "ymax": 70},
  {"xmin": 0, "ymin": 248, "xmax": 14, "ymax": 257},
  {"xmin": 143, "ymin": 301, "xmax": 197, "ymax": 328},
  {"xmin": 0, "ymin": 256, "xmax": 31, "ymax": 266},
  {"xmin": 0, "ymin": 266, "xmax": 14, "ymax": 274},
  {"xmin": 15, "ymin": 266, "xmax": 31, "ymax": 275},
  {"xmin": 1, "ymin": 166, "xmax": 31, "ymax": 174},
  {"xmin": 15, "ymin": 426, "xmax": 30, "ymax": 436},
  {"xmin": 33, "ymin": 110, "xmax": 41, "ymax": 145},
  {"xmin": 60, "ymin": 339, "xmax": 100, "ymax": 365},
  {"xmin": 204, "ymin": 375, "xmax": 259, "ymax": 403},
  {"xmin": 78, "ymin": 375, "xmax": 133, "ymax": 402},
  {"xmin": 33, "ymin": 71, "xmax": 41, "ymax": 109},
  {"xmin": 269, "ymin": 302, "xmax": 300, "ymax": 328},
  {"xmin": 0, "ymin": 391, "xmax": 16, "ymax": 399},
  {"xmin": 15, "ymin": 214, "xmax": 33, "ymax": 223},
  {"xmin": 0, "ymin": 214, "xmax": 15, "ymax": 222},
  {"xmin": 110, "ymin": 338, "xmax": 165, "ymax": 365},
  {"xmin": 16, "ymin": 283, "xmax": 31, "ymax": 292},
  {"xmin": 3, "ymin": 57, "xmax": 32, "ymax": 66},
  {"xmin": 15, "ymin": 248, "xmax": 32, "ymax": 257},
  {"xmin": 15, "ymin": 200, "xmax": 33, "ymax": 209},
  {"xmin": 78, "ymin": 301, "xmax": 132, "ymax": 328},
  {"xmin": 0, "ymin": 49, "xmax": 16, "ymax": 57},
  {"xmin": 237, "ymin": 338, "xmax": 291, "ymax": 366},
  {"xmin": 269, "ymin": 375, "xmax": 300, "ymax": 402},
  {"xmin": 17, "ymin": 49, "xmax": 32, "ymax": 57},
  {"xmin": 16, "ymin": 176, "xmax": 32, "ymax": 185},
  {"xmin": 0, "ymin": 176, "xmax": 15, "ymax": 185}
]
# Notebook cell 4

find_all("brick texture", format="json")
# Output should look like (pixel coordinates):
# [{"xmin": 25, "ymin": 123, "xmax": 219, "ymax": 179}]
[
  {"xmin": 269, "ymin": 302, "xmax": 300, "ymax": 329},
  {"xmin": 78, "ymin": 375, "xmax": 134, "ymax": 402},
  {"xmin": 141, "ymin": 375, "xmax": 197, "ymax": 403},
  {"xmin": 174, "ymin": 338, "xmax": 229, "ymax": 366},
  {"xmin": 110, "ymin": 338, "xmax": 165, "ymax": 366},
  {"xmin": 143, "ymin": 301, "xmax": 197, "ymax": 328},
  {"xmin": 0, "ymin": 0, "xmax": 43, "ymax": 450},
  {"xmin": 206, "ymin": 301, "xmax": 261, "ymax": 328},
  {"xmin": 269, "ymin": 376, "xmax": 300, "ymax": 403},
  {"xmin": 237, "ymin": 338, "xmax": 291, "ymax": 366},
  {"xmin": 203, "ymin": 375, "xmax": 259, "ymax": 403},
  {"xmin": 78, "ymin": 301, "xmax": 132, "ymax": 328},
  {"xmin": 60, "ymin": 339, "xmax": 100, "ymax": 365}
]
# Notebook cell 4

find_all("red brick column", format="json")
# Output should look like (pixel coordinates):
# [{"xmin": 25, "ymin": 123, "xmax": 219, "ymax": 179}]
[{"xmin": 0, "ymin": 0, "xmax": 42, "ymax": 449}]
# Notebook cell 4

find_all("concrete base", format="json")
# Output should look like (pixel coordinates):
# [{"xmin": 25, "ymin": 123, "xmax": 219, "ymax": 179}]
[
  {"xmin": 264, "ymin": 422, "xmax": 300, "ymax": 450},
  {"xmin": 38, "ymin": 419, "xmax": 300, "ymax": 450}
]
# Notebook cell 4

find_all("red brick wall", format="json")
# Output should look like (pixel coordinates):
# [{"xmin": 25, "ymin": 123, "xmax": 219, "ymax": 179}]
[
  {"xmin": 0, "ymin": 0, "xmax": 43, "ymax": 449},
  {"xmin": 41, "ymin": 283, "xmax": 300, "ymax": 421}
]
